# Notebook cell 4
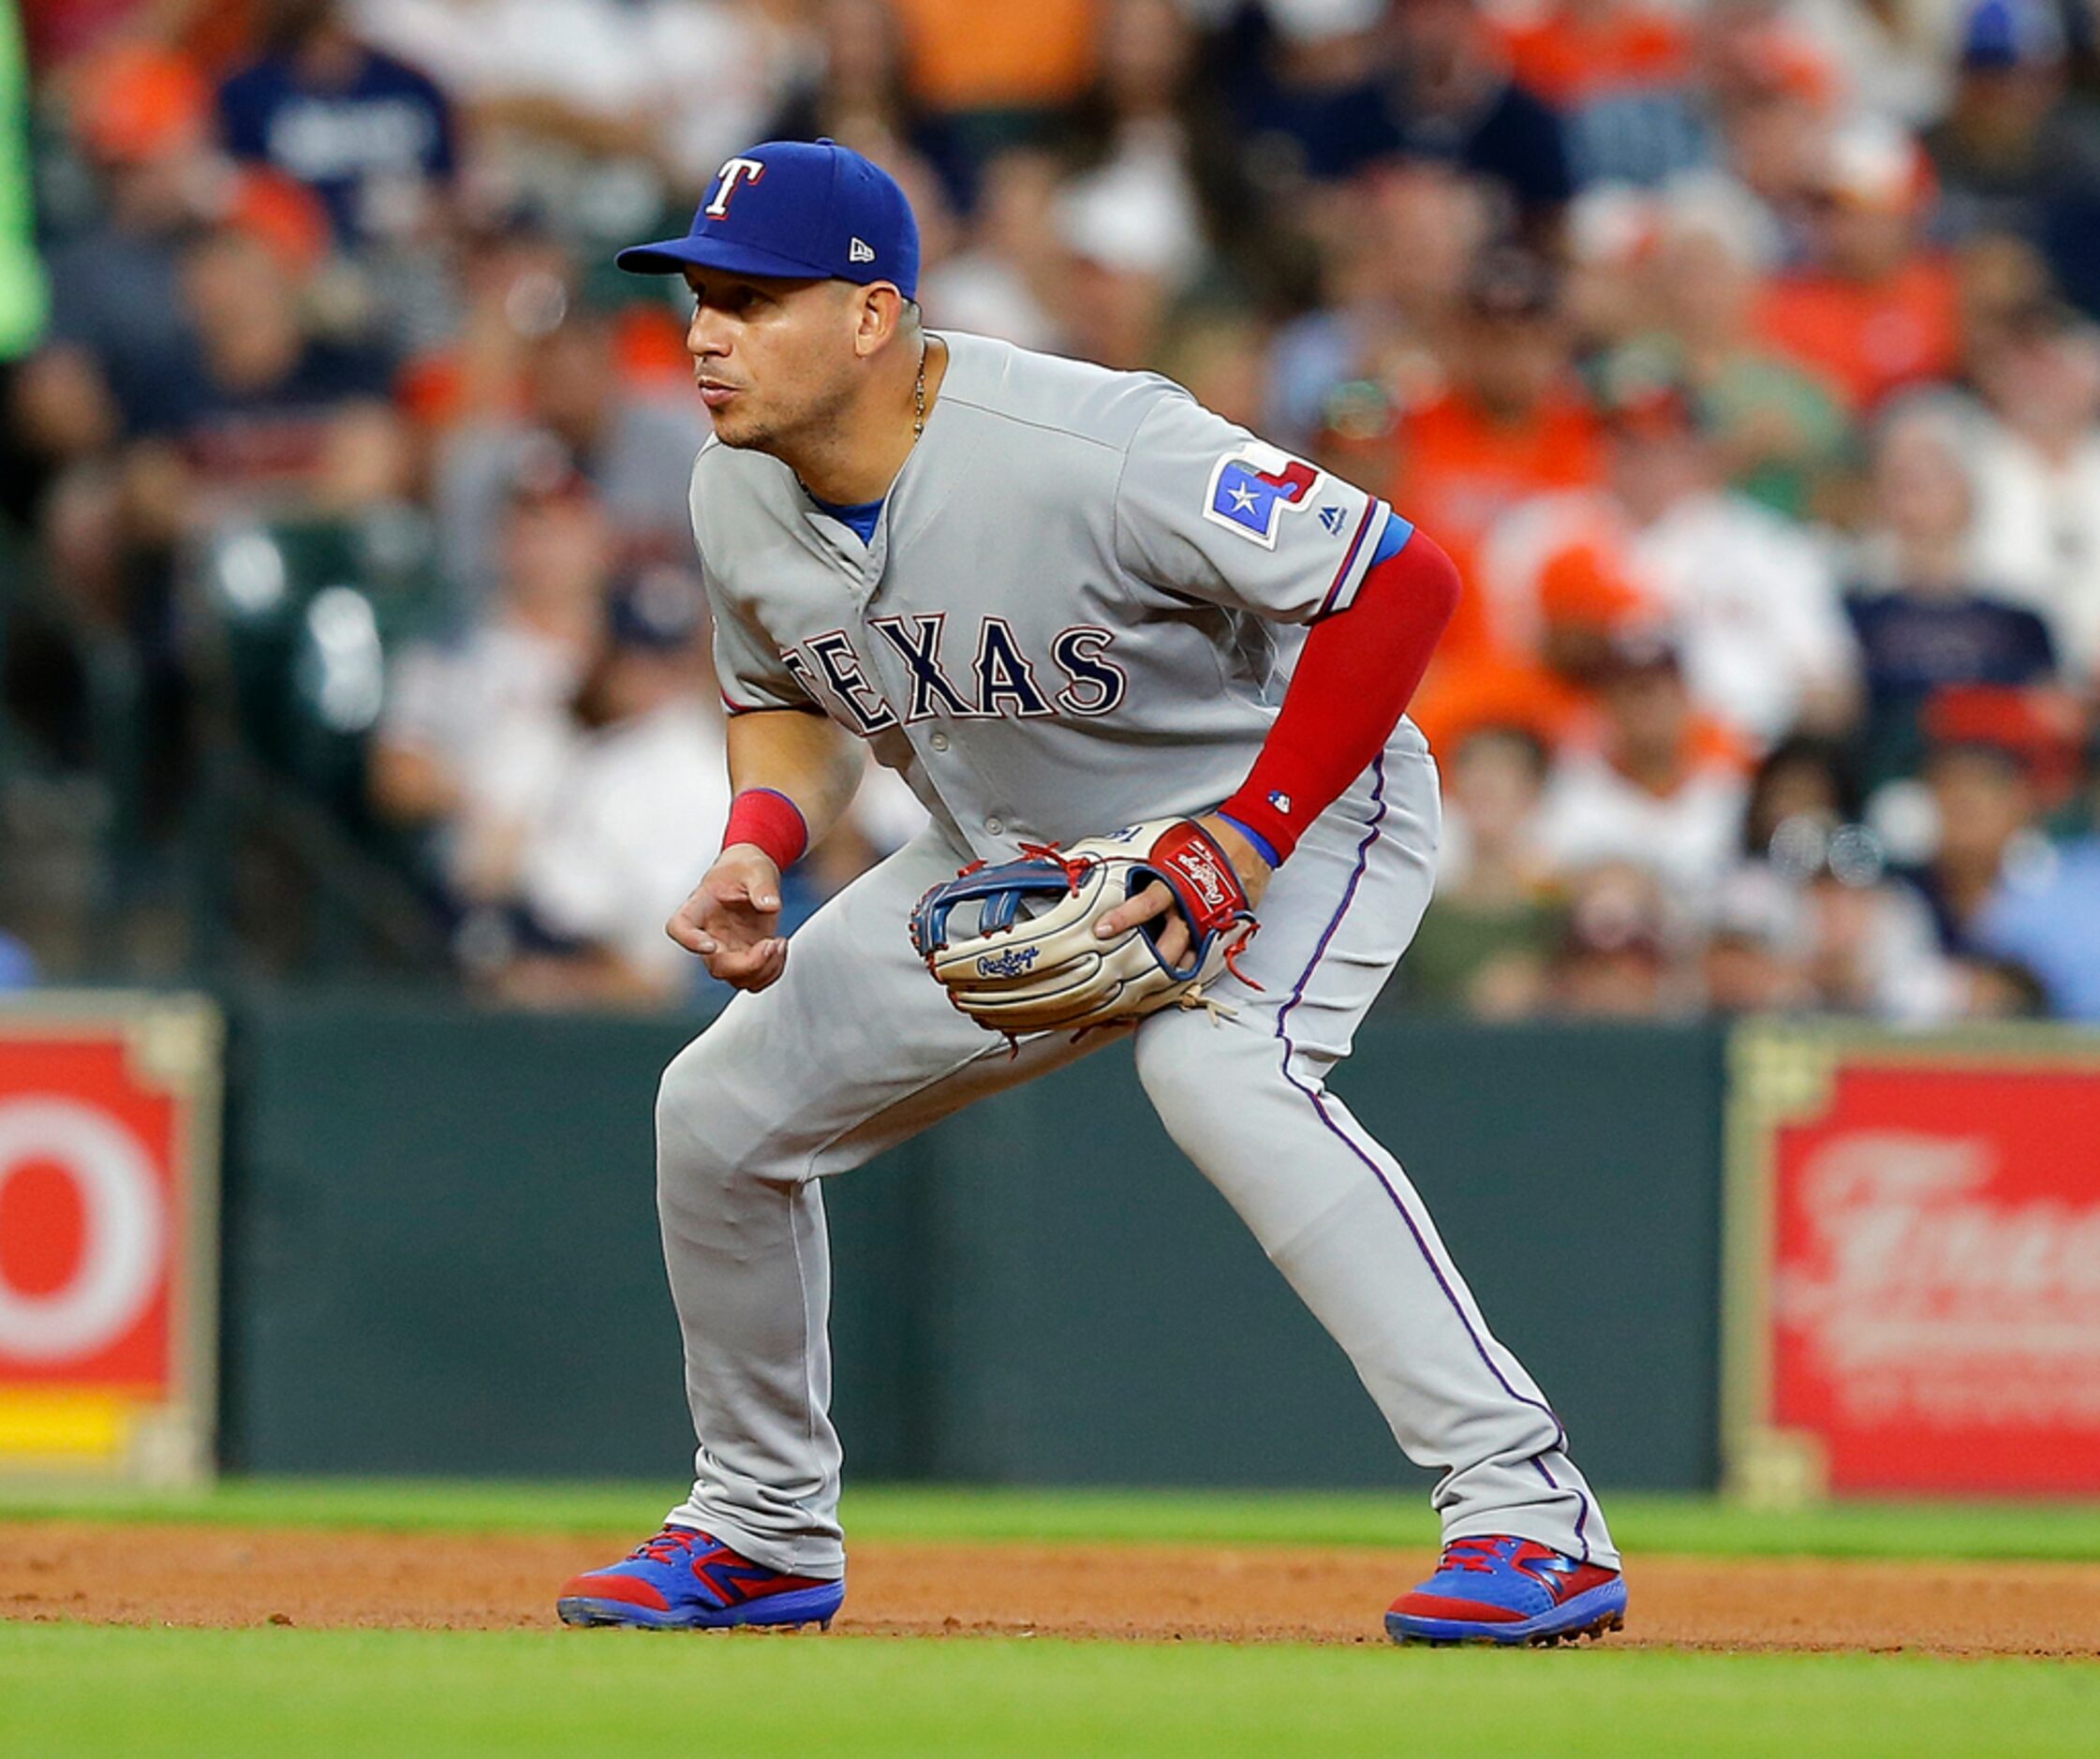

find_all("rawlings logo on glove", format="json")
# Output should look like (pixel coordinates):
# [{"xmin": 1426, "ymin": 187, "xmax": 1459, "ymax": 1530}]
[
  {"xmin": 1152, "ymin": 822, "xmax": 1239, "ymax": 924},
  {"xmin": 909, "ymin": 818, "xmax": 1258, "ymax": 1040},
  {"xmin": 975, "ymin": 946, "xmax": 1041, "ymax": 979}
]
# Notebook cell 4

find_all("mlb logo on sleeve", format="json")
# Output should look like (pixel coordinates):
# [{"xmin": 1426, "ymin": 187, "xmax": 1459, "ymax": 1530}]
[{"xmin": 1203, "ymin": 441, "xmax": 1325, "ymax": 550}]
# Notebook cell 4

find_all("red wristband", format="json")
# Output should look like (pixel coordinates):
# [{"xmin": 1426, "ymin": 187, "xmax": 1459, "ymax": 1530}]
[{"xmin": 722, "ymin": 788, "xmax": 808, "ymax": 870}]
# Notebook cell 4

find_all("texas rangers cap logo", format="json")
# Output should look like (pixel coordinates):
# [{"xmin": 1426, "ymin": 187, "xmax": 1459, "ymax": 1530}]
[
  {"xmin": 1203, "ymin": 441, "xmax": 1324, "ymax": 550},
  {"xmin": 704, "ymin": 156, "xmax": 767, "ymax": 216},
  {"xmin": 613, "ymin": 139, "xmax": 921, "ymax": 297}
]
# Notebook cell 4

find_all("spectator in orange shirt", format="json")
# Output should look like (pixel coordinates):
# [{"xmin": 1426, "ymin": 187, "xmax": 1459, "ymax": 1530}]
[
  {"xmin": 1373, "ymin": 247, "xmax": 1604, "ymax": 732},
  {"xmin": 1383, "ymin": 247, "xmax": 1604, "ymax": 577},
  {"xmin": 1489, "ymin": 0, "xmax": 1709, "ymax": 187},
  {"xmin": 1752, "ymin": 115, "xmax": 1961, "ymax": 413},
  {"xmin": 22, "ymin": 0, "xmax": 259, "ymax": 82},
  {"xmin": 887, "ymin": 0, "xmax": 1099, "ymax": 155}
]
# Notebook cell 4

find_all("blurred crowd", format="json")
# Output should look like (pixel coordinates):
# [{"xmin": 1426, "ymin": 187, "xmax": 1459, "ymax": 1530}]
[{"xmin": 7, "ymin": 0, "xmax": 2100, "ymax": 1023}]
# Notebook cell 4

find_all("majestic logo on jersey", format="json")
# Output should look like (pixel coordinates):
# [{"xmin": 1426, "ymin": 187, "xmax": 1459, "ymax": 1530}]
[
  {"xmin": 704, "ymin": 155, "xmax": 767, "ymax": 216},
  {"xmin": 1319, "ymin": 505, "xmax": 1346, "ymax": 535},
  {"xmin": 1204, "ymin": 441, "xmax": 1324, "ymax": 550}
]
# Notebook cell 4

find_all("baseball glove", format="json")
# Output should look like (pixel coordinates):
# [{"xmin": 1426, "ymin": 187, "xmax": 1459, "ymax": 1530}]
[{"xmin": 909, "ymin": 818, "xmax": 1258, "ymax": 1039}]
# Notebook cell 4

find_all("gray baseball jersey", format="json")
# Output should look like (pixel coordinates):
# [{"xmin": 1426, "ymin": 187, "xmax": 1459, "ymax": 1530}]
[
  {"xmin": 694, "ymin": 331, "xmax": 1428, "ymax": 854},
  {"xmin": 656, "ymin": 332, "xmax": 1615, "ymax": 1585}
]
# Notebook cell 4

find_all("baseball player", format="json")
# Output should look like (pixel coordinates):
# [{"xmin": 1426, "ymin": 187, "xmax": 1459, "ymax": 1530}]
[{"xmin": 556, "ymin": 140, "xmax": 1626, "ymax": 1647}]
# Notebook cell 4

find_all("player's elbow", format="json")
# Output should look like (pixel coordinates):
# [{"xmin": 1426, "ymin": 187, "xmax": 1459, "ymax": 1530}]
[
  {"xmin": 1351, "ymin": 528, "xmax": 1463, "ymax": 646},
  {"xmin": 1401, "ymin": 531, "xmax": 1464, "ymax": 632}
]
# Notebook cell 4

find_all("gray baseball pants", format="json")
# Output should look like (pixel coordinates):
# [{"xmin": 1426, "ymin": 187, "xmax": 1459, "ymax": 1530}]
[{"xmin": 655, "ymin": 746, "xmax": 1617, "ymax": 1576}]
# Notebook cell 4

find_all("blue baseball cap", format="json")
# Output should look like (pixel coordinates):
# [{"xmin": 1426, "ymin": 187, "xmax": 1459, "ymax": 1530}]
[
  {"xmin": 615, "ymin": 139, "xmax": 920, "ymax": 299},
  {"xmin": 1960, "ymin": 0, "xmax": 2063, "ymax": 68}
]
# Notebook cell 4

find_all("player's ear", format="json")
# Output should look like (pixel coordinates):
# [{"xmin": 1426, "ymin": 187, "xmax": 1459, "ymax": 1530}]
[{"xmin": 850, "ymin": 283, "xmax": 907, "ymax": 359}]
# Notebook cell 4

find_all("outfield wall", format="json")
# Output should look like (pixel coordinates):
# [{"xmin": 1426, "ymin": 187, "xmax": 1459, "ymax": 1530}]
[{"xmin": 218, "ymin": 997, "xmax": 1726, "ymax": 1491}]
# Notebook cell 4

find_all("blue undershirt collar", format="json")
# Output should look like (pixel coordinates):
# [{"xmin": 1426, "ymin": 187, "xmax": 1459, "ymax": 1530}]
[{"xmin": 807, "ymin": 491, "xmax": 886, "ymax": 545}]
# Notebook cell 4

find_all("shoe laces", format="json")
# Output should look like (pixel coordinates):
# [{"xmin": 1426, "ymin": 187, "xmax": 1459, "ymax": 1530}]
[
  {"xmin": 1438, "ymin": 1537, "xmax": 1508, "ymax": 1575},
  {"xmin": 631, "ymin": 1526, "xmax": 711, "ymax": 1566}
]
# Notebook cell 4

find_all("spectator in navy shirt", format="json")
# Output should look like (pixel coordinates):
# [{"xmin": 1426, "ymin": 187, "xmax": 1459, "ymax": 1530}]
[
  {"xmin": 1227, "ymin": 0, "xmax": 1405, "ymax": 184},
  {"xmin": 1844, "ymin": 405, "xmax": 2057, "ymax": 790},
  {"xmin": 122, "ymin": 222, "xmax": 409, "ymax": 542},
  {"xmin": 12, "ymin": 45, "xmax": 220, "ymax": 625},
  {"xmin": 1386, "ymin": 0, "xmax": 1575, "ymax": 250},
  {"xmin": 1926, "ymin": 0, "xmax": 2100, "ymax": 319},
  {"xmin": 216, "ymin": 0, "xmax": 457, "ymax": 251},
  {"xmin": 24, "ymin": 47, "xmax": 217, "ymax": 449}
]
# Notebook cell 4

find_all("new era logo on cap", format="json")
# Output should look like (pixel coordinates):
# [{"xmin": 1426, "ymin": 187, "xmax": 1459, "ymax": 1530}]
[{"xmin": 614, "ymin": 139, "xmax": 920, "ymax": 298}]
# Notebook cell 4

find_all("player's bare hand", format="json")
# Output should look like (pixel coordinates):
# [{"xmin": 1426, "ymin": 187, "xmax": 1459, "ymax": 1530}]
[
  {"xmin": 1092, "ymin": 814, "xmax": 1272, "ymax": 969},
  {"xmin": 669, "ymin": 845, "xmax": 790, "ymax": 990}
]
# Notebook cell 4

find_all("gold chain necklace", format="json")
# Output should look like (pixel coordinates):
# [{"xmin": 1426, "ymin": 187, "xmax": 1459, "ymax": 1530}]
[{"xmin": 912, "ymin": 345, "xmax": 927, "ymax": 439}]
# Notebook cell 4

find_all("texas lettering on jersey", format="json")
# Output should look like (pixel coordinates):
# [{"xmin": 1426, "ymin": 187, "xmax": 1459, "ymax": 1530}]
[
  {"xmin": 772, "ymin": 617, "xmax": 1128, "ymax": 734},
  {"xmin": 695, "ymin": 333, "xmax": 1396, "ymax": 846}
]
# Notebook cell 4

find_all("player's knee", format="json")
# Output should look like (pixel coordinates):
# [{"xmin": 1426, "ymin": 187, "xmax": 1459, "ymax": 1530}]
[
  {"xmin": 1134, "ymin": 1018, "xmax": 1235, "ymax": 1150},
  {"xmin": 657, "ymin": 1035, "xmax": 718, "ymax": 1126},
  {"xmin": 655, "ymin": 1036, "xmax": 739, "ymax": 1183}
]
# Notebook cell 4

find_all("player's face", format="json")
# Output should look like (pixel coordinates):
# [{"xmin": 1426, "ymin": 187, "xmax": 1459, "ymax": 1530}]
[{"xmin": 681, "ymin": 270, "xmax": 865, "ymax": 452}]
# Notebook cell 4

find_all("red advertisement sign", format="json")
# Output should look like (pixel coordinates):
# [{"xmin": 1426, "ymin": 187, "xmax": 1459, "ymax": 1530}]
[
  {"xmin": 1731, "ymin": 1030, "xmax": 2100, "ymax": 1498},
  {"xmin": 0, "ymin": 999, "xmax": 220, "ymax": 1481}
]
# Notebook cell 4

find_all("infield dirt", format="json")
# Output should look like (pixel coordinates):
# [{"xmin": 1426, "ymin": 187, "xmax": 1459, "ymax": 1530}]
[{"xmin": 6, "ymin": 1523, "xmax": 2100, "ymax": 1656}]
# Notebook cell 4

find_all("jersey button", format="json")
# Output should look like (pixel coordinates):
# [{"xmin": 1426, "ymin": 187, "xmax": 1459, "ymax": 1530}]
[
  {"xmin": 929, "ymin": 732, "xmax": 950, "ymax": 752},
  {"xmin": 984, "ymin": 816, "xmax": 1006, "ymax": 837}
]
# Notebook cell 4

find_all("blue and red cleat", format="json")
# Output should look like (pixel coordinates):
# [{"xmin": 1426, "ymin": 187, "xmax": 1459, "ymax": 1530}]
[
  {"xmin": 1386, "ymin": 1535, "xmax": 1627, "ymax": 1647},
  {"xmin": 556, "ymin": 1525, "xmax": 845, "ymax": 1631}
]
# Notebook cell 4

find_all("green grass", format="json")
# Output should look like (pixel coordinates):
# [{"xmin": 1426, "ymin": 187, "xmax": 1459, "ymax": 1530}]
[
  {"xmin": 2, "ymin": 1625, "xmax": 2093, "ymax": 1759},
  {"xmin": 7, "ymin": 1483, "xmax": 2099, "ymax": 1754},
  {"xmin": 7, "ymin": 1477, "xmax": 2100, "ymax": 1561}
]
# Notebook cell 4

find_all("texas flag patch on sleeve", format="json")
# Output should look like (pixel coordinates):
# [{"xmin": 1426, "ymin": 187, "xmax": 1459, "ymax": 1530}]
[{"xmin": 1202, "ymin": 440, "xmax": 1325, "ymax": 550}]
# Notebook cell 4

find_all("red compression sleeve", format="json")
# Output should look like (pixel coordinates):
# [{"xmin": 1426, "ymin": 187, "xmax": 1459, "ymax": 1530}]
[
  {"xmin": 722, "ymin": 788, "xmax": 809, "ymax": 869},
  {"xmin": 1217, "ymin": 532, "xmax": 1462, "ymax": 864}
]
